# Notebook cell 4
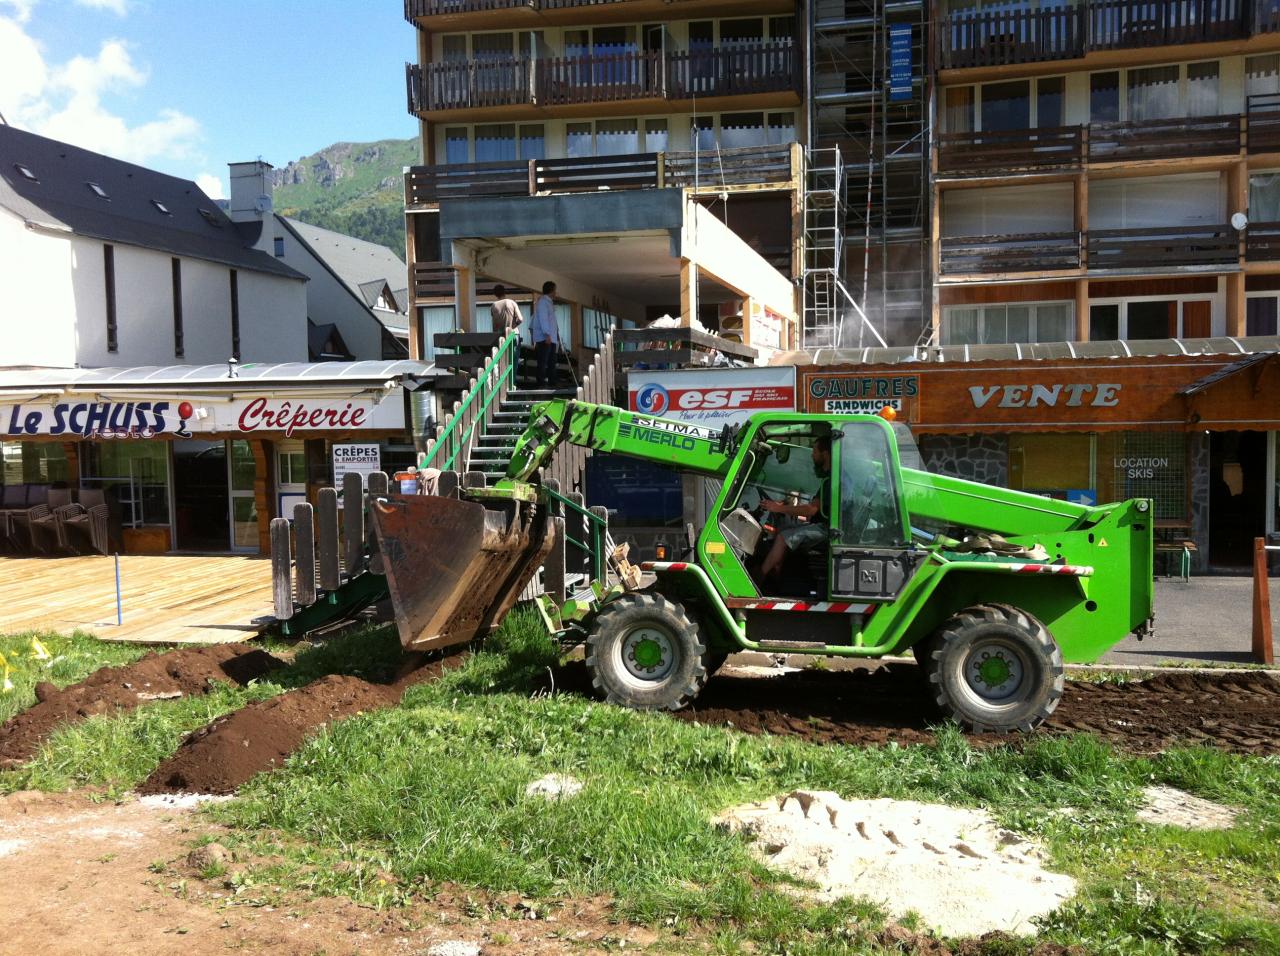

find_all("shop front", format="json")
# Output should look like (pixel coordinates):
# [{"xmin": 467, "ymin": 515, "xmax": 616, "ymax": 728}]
[
  {"xmin": 0, "ymin": 362, "xmax": 434, "ymax": 556},
  {"xmin": 798, "ymin": 349, "xmax": 1280, "ymax": 571}
]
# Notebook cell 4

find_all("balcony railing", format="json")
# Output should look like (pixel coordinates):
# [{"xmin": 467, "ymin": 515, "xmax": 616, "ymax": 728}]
[
  {"xmin": 1246, "ymin": 221, "xmax": 1280, "ymax": 259},
  {"xmin": 936, "ymin": 126, "xmax": 1084, "ymax": 176},
  {"xmin": 535, "ymin": 50, "xmax": 663, "ymax": 105},
  {"xmin": 405, "ymin": 142, "xmax": 797, "ymax": 206},
  {"xmin": 1248, "ymin": 93, "xmax": 1280, "ymax": 152},
  {"xmin": 937, "ymin": 115, "xmax": 1244, "ymax": 178},
  {"xmin": 1087, "ymin": 224, "xmax": 1238, "ymax": 270},
  {"xmin": 940, "ymin": 232, "xmax": 1082, "ymax": 275},
  {"xmin": 405, "ymin": 0, "xmax": 533, "ymax": 17},
  {"xmin": 1088, "ymin": 114, "xmax": 1242, "ymax": 162},
  {"xmin": 941, "ymin": 0, "xmax": 1252, "ymax": 69},
  {"xmin": 409, "ymin": 42, "xmax": 797, "ymax": 113},
  {"xmin": 940, "ymin": 224, "xmax": 1247, "ymax": 276}
]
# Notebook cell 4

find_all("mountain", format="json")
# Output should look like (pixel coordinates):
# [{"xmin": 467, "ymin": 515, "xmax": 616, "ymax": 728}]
[{"xmin": 270, "ymin": 138, "xmax": 421, "ymax": 256}]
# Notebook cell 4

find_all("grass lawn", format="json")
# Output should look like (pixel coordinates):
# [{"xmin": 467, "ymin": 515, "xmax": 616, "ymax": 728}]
[{"xmin": 2, "ymin": 617, "xmax": 1278, "ymax": 954}]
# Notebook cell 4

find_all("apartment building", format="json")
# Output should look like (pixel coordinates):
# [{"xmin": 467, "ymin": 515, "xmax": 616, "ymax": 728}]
[
  {"xmin": 925, "ymin": 0, "xmax": 1280, "ymax": 568},
  {"xmin": 404, "ymin": 0, "xmax": 936, "ymax": 355}
]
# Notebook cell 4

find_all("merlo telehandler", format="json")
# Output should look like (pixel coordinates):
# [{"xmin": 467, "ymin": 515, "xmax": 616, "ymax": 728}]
[{"xmin": 372, "ymin": 398, "xmax": 1153, "ymax": 732}]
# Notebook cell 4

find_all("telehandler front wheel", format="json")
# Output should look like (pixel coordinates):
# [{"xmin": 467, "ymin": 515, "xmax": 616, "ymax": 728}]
[
  {"xmin": 919, "ymin": 604, "xmax": 1064, "ymax": 733},
  {"xmin": 585, "ymin": 592, "xmax": 708, "ymax": 711}
]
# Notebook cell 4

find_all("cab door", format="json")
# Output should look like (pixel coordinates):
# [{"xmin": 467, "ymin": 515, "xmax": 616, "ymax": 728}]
[{"xmin": 828, "ymin": 421, "xmax": 921, "ymax": 601}]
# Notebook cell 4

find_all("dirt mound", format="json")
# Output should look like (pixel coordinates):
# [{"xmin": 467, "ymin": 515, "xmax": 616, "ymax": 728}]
[
  {"xmin": 0, "ymin": 644, "xmax": 283, "ymax": 765},
  {"xmin": 667, "ymin": 665, "xmax": 1280, "ymax": 755},
  {"xmin": 140, "ymin": 675, "xmax": 394, "ymax": 795},
  {"xmin": 141, "ymin": 651, "xmax": 467, "ymax": 795}
]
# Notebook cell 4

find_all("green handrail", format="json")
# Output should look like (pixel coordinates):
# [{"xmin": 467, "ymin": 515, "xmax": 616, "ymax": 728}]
[
  {"xmin": 420, "ymin": 331, "xmax": 521, "ymax": 474},
  {"xmin": 545, "ymin": 485, "xmax": 607, "ymax": 582}
]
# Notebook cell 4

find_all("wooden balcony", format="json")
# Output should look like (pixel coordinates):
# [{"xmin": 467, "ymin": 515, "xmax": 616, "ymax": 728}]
[
  {"xmin": 1087, "ymin": 224, "xmax": 1238, "ymax": 271},
  {"xmin": 940, "ymin": 0, "xmax": 1251, "ymax": 70},
  {"xmin": 409, "ymin": 42, "xmax": 797, "ymax": 116},
  {"xmin": 940, "ymin": 232, "xmax": 1081, "ymax": 276},
  {"xmin": 666, "ymin": 42, "xmax": 798, "ymax": 100},
  {"xmin": 535, "ymin": 50, "xmax": 663, "ymax": 106},
  {"xmin": 405, "ymin": 142, "xmax": 799, "ymax": 206},
  {"xmin": 1246, "ymin": 221, "xmax": 1280, "ymax": 260},
  {"xmin": 1088, "ymin": 114, "xmax": 1242, "ymax": 162},
  {"xmin": 1247, "ymin": 94, "xmax": 1280, "ymax": 153},
  {"xmin": 936, "ymin": 126, "xmax": 1084, "ymax": 177}
]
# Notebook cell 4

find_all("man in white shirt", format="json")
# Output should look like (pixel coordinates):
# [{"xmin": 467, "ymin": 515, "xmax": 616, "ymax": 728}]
[{"xmin": 531, "ymin": 280, "xmax": 560, "ymax": 388}]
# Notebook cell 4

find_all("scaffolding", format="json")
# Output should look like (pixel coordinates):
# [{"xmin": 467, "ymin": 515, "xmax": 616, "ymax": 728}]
[{"xmin": 809, "ymin": 0, "xmax": 931, "ymax": 348}]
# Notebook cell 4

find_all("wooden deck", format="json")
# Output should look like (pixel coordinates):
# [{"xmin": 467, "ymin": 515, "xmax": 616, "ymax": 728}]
[{"xmin": 0, "ymin": 555, "xmax": 275, "ymax": 644}]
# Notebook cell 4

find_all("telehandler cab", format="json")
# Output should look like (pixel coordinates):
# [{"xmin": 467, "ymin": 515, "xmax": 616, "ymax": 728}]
[{"xmin": 372, "ymin": 398, "xmax": 1153, "ymax": 732}]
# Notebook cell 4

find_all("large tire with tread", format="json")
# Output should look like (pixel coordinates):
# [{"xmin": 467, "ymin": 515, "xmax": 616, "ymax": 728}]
[
  {"xmin": 585, "ymin": 592, "xmax": 707, "ymax": 710},
  {"xmin": 918, "ymin": 604, "xmax": 1064, "ymax": 733}
]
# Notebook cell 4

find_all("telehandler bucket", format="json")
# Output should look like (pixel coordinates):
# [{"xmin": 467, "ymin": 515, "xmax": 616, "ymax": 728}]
[{"xmin": 371, "ymin": 492, "xmax": 555, "ymax": 651}]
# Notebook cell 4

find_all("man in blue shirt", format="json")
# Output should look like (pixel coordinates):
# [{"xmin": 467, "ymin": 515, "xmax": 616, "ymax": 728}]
[{"xmin": 531, "ymin": 280, "xmax": 559, "ymax": 388}]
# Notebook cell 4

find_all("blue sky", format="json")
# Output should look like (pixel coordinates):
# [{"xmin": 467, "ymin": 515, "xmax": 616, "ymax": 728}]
[{"xmin": 0, "ymin": 0, "xmax": 418, "ymax": 198}]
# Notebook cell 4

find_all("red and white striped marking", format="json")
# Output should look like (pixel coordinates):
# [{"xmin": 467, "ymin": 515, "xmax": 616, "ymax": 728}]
[
  {"xmin": 1010, "ymin": 563, "xmax": 1094, "ymax": 576},
  {"xmin": 642, "ymin": 561, "xmax": 690, "ymax": 572},
  {"xmin": 741, "ymin": 600, "xmax": 873, "ymax": 614}
]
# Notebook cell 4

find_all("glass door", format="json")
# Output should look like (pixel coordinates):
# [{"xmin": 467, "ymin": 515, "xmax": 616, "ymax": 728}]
[{"xmin": 228, "ymin": 440, "xmax": 257, "ymax": 552}]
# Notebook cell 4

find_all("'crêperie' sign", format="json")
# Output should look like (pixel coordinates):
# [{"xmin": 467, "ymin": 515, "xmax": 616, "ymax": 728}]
[{"xmin": 2, "ymin": 395, "xmax": 404, "ymax": 439}]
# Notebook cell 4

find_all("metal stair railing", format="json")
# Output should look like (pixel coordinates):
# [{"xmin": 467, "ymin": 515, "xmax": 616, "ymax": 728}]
[{"xmin": 419, "ymin": 329, "xmax": 521, "ymax": 474}]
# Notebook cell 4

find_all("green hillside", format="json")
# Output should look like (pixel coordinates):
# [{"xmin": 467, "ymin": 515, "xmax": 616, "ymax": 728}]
[{"xmin": 270, "ymin": 138, "xmax": 421, "ymax": 255}]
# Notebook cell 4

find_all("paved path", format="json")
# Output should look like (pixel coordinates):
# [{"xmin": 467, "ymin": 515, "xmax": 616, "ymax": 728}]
[{"xmin": 1103, "ymin": 576, "xmax": 1274, "ymax": 665}]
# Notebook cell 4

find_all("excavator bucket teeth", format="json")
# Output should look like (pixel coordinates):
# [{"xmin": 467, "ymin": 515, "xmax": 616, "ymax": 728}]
[{"xmin": 371, "ymin": 494, "xmax": 555, "ymax": 651}]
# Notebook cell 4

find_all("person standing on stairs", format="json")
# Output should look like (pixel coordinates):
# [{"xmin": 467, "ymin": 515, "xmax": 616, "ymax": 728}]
[
  {"xmin": 490, "ymin": 285, "xmax": 524, "ymax": 334},
  {"xmin": 532, "ymin": 281, "xmax": 560, "ymax": 388}
]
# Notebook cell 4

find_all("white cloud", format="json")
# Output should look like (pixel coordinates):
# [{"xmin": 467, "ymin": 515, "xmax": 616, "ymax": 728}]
[
  {"xmin": 0, "ymin": 0, "xmax": 36, "ymax": 23},
  {"xmin": 195, "ymin": 172, "xmax": 225, "ymax": 201},
  {"xmin": 76, "ymin": 0, "xmax": 128, "ymax": 14},
  {"xmin": 0, "ymin": 13, "xmax": 202, "ymax": 168}
]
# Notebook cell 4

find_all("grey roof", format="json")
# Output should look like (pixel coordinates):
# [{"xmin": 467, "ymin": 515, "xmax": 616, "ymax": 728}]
[
  {"xmin": 0, "ymin": 361, "xmax": 441, "ymax": 393},
  {"xmin": 0, "ymin": 125, "xmax": 306, "ymax": 281},
  {"xmin": 774, "ymin": 336, "xmax": 1280, "ymax": 367},
  {"xmin": 280, "ymin": 216, "xmax": 409, "ymax": 314}
]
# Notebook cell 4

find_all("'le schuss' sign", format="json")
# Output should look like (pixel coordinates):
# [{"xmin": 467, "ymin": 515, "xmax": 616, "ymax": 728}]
[
  {"xmin": 2, "ymin": 394, "xmax": 405, "ymax": 439},
  {"xmin": 969, "ymin": 383, "xmax": 1122, "ymax": 409}
]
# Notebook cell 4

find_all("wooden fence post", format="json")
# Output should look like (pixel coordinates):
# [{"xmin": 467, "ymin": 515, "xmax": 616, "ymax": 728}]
[
  {"xmin": 1253, "ymin": 537, "xmax": 1274, "ymax": 664},
  {"xmin": 317, "ymin": 487, "xmax": 340, "ymax": 591},
  {"xmin": 343, "ymin": 472, "xmax": 365, "ymax": 578},
  {"xmin": 293, "ymin": 502, "xmax": 316, "ymax": 607},
  {"xmin": 270, "ymin": 517, "xmax": 293, "ymax": 620}
]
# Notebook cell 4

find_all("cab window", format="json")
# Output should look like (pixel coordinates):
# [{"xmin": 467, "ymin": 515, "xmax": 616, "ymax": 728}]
[{"xmin": 837, "ymin": 422, "xmax": 906, "ymax": 548}]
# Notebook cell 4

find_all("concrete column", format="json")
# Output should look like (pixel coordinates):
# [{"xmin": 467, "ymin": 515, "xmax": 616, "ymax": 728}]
[
  {"xmin": 680, "ymin": 259, "xmax": 698, "ymax": 328},
  {"xmin": 455, "ymin": 265, "xmax": 475, "ymax": 333},
  {"xmin": 1075, "ymin": 278, "xmax": 1090, "ymax": 342},
  {"xmin": 1227, "ymin": 272, "xmax": 1246, "ymax": 336}
]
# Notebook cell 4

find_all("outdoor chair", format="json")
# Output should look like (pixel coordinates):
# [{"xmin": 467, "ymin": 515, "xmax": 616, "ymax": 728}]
[
  {"xmin": 0, "ymin": 484, "xmax": 27, "ymax": 550},
  {"xmin": 8, "ymin": 484, "xmax": 51, "ymax": 554},
  {"xmin": 59, "ymin": 487, "xmax": 112, "ymax": 555},
  {"xmin": 29, "ymin": 488, "xmax": 77, "ymax": 554}
]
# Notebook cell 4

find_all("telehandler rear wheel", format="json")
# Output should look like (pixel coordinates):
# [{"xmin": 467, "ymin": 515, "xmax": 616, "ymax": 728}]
[
  {"xmin": 585, "ymin": 592, "xmax": 708, "ymax": 710},
  {"xmin": 920, "ymin": 604, "xmax": 1064, "ymax": 733}
]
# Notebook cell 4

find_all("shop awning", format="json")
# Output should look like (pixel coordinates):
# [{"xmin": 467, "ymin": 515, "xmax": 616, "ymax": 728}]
[{"xmin": 1177, "ymin": 351, "xmax": 1279, "ymax": 398}]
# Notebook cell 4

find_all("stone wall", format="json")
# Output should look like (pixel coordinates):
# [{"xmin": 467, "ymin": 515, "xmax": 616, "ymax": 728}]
[{"xmin": 918, "ymin": 434, "xmax": 1009, "ymax": 488}]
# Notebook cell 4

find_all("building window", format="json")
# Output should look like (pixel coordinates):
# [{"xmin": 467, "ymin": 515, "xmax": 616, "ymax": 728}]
[
  {"xmin": 1251, "ymin": 171, "xmax": 1280, "ymax": 221},
  {"xmin": 595, "ymin": 117, "xmax": 639, "ymax": 154},
  {"xmin": 566, "ymin": 122, "xmax": 593, "ymax": 158},
  {"xmin": 692, "ymin": 115, "xmax": 715, "ymax": 151},
  {"xmin": 475, "ymin": 124, "xmax": 516, "ymax": 162},
  {"xmin": 942, "ymin": 302, "xmax": 1074, "ymax": 345},
  {"xmin": 444, "ymin": 127, "xmax": 469, "ymax": 164},
  {"xmin": 1128, "ymin": 65, "xmax": 1180, "ymax": 121},
  {"xmin": 277, "ymin": 444, "xmax": 307, "ymax": 485},
  {"xmin": 1037, "ymin": 76, "xmax": 1064, "ymax": 127},
  {"xmin": 14, "ymin": 163, "xmax": 38, "ymax": 182},
  {"xmin": 151, "ymin": 199, "xmax": 170, "ymax": 215},
  {"xmin": 1009, "ymin": 433, "xmax": 1094, "ymax": 500},
  {"xmin": 1247, "ymin": 296, "xmax": 1279, "ymax": 335},
  {"xmin": 87, "ymin": 181, "xmax": 109, "ymax": 200},
  {"xmin": 644, "ymin": 119, "xmax": 668, "ymax": 152},
  {"xmin": 720, "ymin": 112, "xmax": 767, "ymax": 149},
  {"xmin": 982, "ymin": 80, "xmax": 1030, "ymax": 131},
  {"xmin": 171, "ymin": 257, "xmax": 184, "ymax": 358},
  {"xmin": 1097, "ymin": 432, "xmax": 1188, "ymax": 520},
  {"xmin": 104, "ymin": 244, "xmax": 118, "ymax": 353},
  {"xmin": 767, "ymin": 112, "xmax": 795, "ymax": 145},
  {"xmin": 1187, "ymin": 61, "xmax": 1220, "ymax": 117},
  {"xmin": 273, "ymin": 236, "xmax": 285, "ymax": 257},
  {"xmin": 519, "ymin": 124, "xmax": 545, "ymax": 160},
  {"xmin": 1091, "ymin": 71, "xmax": 1120, "ymax": 122},
  {"xmin": 1089, "ymin": 299, "xmax": 1213, "ymax": 340},
  {"xmin": 945, "ymin": 87, "xmax": 974, "ymax": 134},
  {"xmin": 1247, "ymin": 54, "xmax": 1280, "ymax": 100},
  {"xmin": 229, "ymin": 269, "xmax": 240, "ymax": 361},
  {"xmin": 0, "ymin": 442, "xmax": 68, "ymax": 485},
  {"xmin": 81, "ymin": 442, "xmax": 170, "ymax": 527}
]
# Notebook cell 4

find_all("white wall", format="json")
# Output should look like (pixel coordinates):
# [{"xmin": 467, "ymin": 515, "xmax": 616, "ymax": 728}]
[
  {"xmin": 274, "ymin": 225, "xmax": 387, "ymax": 360},
  {"xmin": 236, "ymin": 269, "xmax": 308, "ymax": 362},
  {"xmin": 0, "ymin": 211, "xmax": 77, "ymax": 367}
]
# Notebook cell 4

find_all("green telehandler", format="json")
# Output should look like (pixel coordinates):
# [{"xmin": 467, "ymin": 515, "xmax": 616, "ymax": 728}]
[{"xmin": 372, "ymin": 398, "xmax": 1154, "ymax": 732}]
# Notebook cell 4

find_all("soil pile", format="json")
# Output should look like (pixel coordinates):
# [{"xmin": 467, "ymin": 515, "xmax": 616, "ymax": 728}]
[
  {"xmin": 0, "ymin": 645, "xmax": 283, "ymax": 765},
  {"xmin": 717, "ymin": 789, "xmax": 1077, "ymax": 937},
  {"xmin": 141, "ymin": 650, "xmax": 466, "ymax": 795},
  {"xmin": 671, "ymin": 664, "xmax": 1280, "ymax": 755},
  {"xmin": 140, "ymin": 675, "xmax": 395, "ymax": 794}
]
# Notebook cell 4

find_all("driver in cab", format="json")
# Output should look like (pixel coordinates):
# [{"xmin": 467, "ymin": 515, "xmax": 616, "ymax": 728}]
[{"xmin": 758, "ymin": 435, "xmax": 832, "ymax": 582}]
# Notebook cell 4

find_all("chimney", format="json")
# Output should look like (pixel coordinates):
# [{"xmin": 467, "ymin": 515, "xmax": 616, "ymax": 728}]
[{"xmin": 227, "ymin": 160, "xmax": 273, "ymax": 225}]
